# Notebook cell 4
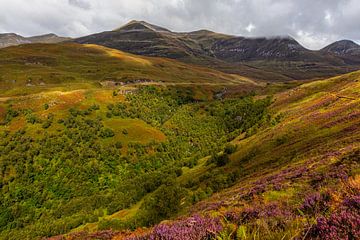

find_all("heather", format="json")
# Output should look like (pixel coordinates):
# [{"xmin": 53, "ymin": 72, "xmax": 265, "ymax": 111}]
[
  {"xmin": 126, "ymin": 215, "xmax": 222, "ymax": 240},
  {"xmin": 306, "ymin": 195, "xmax": 360, "ymax": 240}
]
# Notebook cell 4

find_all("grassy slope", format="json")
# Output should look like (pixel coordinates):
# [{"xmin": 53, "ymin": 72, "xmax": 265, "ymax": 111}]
[
  {"xmin": 0, "ymin": 43, "xmax": 257, "ymax": 97},
  {"xmin": 105, "ymin": 71, "xmax": 360, "ymax": 239},
  {"xmin": 0, "ymin": 88, "xmax": 165, "ymax": 145}
]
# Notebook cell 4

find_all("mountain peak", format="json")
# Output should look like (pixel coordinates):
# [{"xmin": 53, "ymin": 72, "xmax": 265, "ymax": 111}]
[
  {"xmin": 36, "ymin": 33, "xmax": 59, "ymax": 37},
  {"xmin": 115, "ymin": 20, "xmax": 171, "ymax": 32},
  {"xmin": 321, "ymin": 39, "xmax": 360, "ymax": 55},
  {"xmin": 0, "ymin": 33, "xmax": 24, "ymax": 38}
]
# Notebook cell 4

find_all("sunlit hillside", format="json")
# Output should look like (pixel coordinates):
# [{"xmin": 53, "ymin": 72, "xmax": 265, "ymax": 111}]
[{"xmin": 0, "ymin": 43, "xmax": 256, "ymax": 97}]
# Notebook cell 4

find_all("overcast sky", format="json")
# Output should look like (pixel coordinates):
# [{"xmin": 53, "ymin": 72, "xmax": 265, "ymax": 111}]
[{"xmin": 0, "ymin": 0, "xmax": 359, "ymax": 50}]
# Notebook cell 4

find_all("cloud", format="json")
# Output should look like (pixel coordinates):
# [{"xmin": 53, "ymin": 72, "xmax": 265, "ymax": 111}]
[
  {"xmin": 0, "ymin": 0, "xmax": 359, "ymax": 49},
  {"xmin": 68, "ymin": 0, "xmax": 91, "ymax": 10},
  {"xmin": 246, "ymin": 23, "xmax": 256, "ymax": 33}
]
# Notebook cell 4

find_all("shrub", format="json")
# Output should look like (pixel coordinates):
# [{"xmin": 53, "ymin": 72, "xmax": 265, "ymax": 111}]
[
  {"xmin": 137, "ymin": 184, "xmax": 187, "ymax": 226},
  {"xmin": 224, "ymin": 143, "xmax": 237, "ymax": 154},
  {"xmin": 208, "ymin": 153, "xmax": 230, "ymax": 167},
  {"xmin": 100, "ymin": 128, "xmax": 115, "ymax": 138},
  {"xmin": 300, "ymin": 192, "xmax": 331, "ymax": 215}
]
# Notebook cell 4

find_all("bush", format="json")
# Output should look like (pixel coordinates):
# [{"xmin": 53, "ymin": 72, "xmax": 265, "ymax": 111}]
[
  {"xmin": 138, "ymin": 184, "xmax": 187, "ymax": 226},
  {"xmin": 208, "ymin": 153, "xmax": 230, "ymax": 167},
  {"xmin": 224, "ymin": 143, "xmax": 237, "ymax": 154},
  {"xmin": 100, "ymin": 128, "xmax": 115, "ymax": 138}
]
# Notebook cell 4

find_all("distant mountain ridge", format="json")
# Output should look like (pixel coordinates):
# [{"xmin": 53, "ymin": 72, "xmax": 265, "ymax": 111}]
[
  {"xmin": 0, "ymin": 33, "xmax": 70, "ymax": 48},
  {"xmin": 74, "ymin": 20, "xmax": 360, "ymax": 81},
  {"xmin": 1, "ymin": 21, "xmax": 359, "ymax": 81}
]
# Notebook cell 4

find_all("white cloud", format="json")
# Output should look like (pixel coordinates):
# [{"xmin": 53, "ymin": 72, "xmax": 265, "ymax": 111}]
[
  {"xmin": 245, "ymin": 23, "xmax": 256, "ymax": 33},
  {"xmin": 0, "ymin": 0, "xmax": 359, "ymax": 49},
  {"xmin": 324, "ymin": 11, "xmax": 333, "ymax": 25}
]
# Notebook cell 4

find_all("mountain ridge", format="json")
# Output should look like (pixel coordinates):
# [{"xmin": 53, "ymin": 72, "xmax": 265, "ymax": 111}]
[
  {"xmin": 0, "ymin": 33, "xmax": 70, "ymax": 48},
  {"xmin": 73, "ymin": 20, "xmax": 360, "ymax": 81}
]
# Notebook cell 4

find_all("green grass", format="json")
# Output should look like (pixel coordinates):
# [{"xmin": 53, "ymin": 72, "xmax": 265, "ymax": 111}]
[{"xmin": 103, "ymin": 118, "xmax": 166, "ymax": 144}]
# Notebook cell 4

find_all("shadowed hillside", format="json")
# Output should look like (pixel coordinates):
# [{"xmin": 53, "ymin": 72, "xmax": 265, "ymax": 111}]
[{"xmin": 74, "ymin": 20, "xmax": 360, "ymax": 81}]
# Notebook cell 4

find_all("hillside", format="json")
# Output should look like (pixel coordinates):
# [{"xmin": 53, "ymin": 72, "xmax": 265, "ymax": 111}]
[
  {"xmin": 74, "ymin": 20, "xmax": 360, "ymax": 81},
  {"xmin": 0, "ymin": 33, "xmax": 69, "ymax": 48},
  {"xmin": 48, "ymin": 70, "xmax": 359, "ymax": 240},
  {"xmin": 0, "ymin": 43, "xmax": 257, "ymax": 96},
  {"xmin": 0, "ymin": 27, "xmax": 359, "ymax": 240}
]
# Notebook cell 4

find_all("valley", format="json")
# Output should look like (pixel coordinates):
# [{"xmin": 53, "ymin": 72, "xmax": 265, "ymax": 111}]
[{"xmin": 0, "ymin": 17, "xmax": 359, "ymax": 240}]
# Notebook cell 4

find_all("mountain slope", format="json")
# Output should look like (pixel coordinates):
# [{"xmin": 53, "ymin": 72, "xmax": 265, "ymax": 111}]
[
  {"xmin": 74, "ymin": 20, "xmax": 360, "ymax": 81},
  {"xmin": 0, "ymin": 33, "xmax": 69, "ymax": 48},
  {"xmin": 0, "ymin": 33, "xmax": 31, "ymax": 48},
  {"xmin": 27, "ymin": 33, "xmax": 70, "ymax": 44},
  {"xmin": 321, "ymin": 40, "xmax": 360, "ymax": 64},
  {"xmin": 321, "ymin": 40, "xmax": 360, "ymax": 56},
  {"xmin": 74, "ymin": 20, "xmax": 206, "ymax": 59},
  {"xmin": 0, "ymin": 42, "xmax": 256, "ymax": 96}
]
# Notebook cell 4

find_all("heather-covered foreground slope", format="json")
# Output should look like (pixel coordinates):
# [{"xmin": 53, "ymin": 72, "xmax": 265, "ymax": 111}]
[
  {"xmin": 65, "ymin": 71, "xmax": 360, "ymax": 240},
  {"xmin": 186, "ymin": 70, "xmax": 360, "ymax": 239}
]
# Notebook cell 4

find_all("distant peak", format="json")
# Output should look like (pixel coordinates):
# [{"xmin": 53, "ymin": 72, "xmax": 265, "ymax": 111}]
[
  {"xmin": 0, "ymin": 33, "xmax": 23, "ymax": 37},
  {"xmin": 190, "ymin": 29, "xmax": 215, "ymax": 34},
  {"xmin": 331, "ymin": 39, "xmax": 359, "ymax": 48},
  {"xmin": 115, "ymin": 20, "xmax": 171, "ymax": 32},
  {"xmin": 31, "ymin": 33, "xmax": 59, "ymax": 38},
  {"xmin": 321, "ymin": 39, "xmax": 360, "ymax": 55}
]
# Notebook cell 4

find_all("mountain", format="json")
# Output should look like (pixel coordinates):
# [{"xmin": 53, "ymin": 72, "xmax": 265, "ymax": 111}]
[
  {"xmin": 321, "ymin": 40, "xmax": 360, "ymax": 56},
  {"xmin": 74, "ymin": 20, "xmax": 360, "ymax": 81},
  {"xmin": 0, "ymin": 33, "xmax": 70, "ymax": 48},
  {"xmin": 0, "ymin": 33, "xmax": 31, "ymax": 48},
  {"xmin": 321, "ymin": 40, "xmax": 360, "ymax": 64},
  {"xmin": 74, "ymin": 20, "xmax": 205, "ymax": 59},
  {"xmin": 27, "ymin": 33, "xmax": 70, "ymax": 44}
]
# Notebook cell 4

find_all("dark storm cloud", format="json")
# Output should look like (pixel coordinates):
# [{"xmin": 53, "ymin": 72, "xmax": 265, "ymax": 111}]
[{"xmin": 0, "ymin": 0, "xmax": 359, "ymax": 49}]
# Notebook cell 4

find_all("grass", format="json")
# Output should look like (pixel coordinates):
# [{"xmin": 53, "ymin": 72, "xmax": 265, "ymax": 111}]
[
  {"xmin": 0, "ymin": 43, "xmax": 258, "ymax": 97},
  {"xmin": 103, "ymin": 118, "xmax": 166, "ymax": 144}
]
